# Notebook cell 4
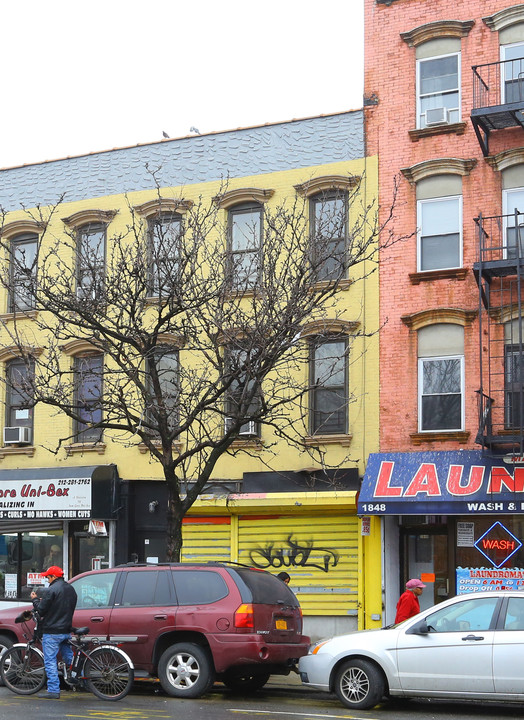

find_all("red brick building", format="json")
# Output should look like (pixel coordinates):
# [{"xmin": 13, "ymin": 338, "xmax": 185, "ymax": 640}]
[{"xmin": 360, "ymin": 0, "xmax": 524, "ymax": 622}]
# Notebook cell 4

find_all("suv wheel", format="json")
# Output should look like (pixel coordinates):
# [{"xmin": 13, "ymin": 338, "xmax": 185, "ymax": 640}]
[
  {"xmin": 222, "ymin": 670, "xmax": 271, "ymax": 692},
  {"xmin": 158, "ymin": 642, "xmax": 215, "ymax": 698}
]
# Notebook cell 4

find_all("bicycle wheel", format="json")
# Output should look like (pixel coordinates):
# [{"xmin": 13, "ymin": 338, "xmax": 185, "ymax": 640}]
[
  {"xmin": 1, "ymin": 644, "xmax": 46, "ymax": 695},
  {"xmin": 83, "ymin": 645, "xmax": 134, "ymax": 700}
]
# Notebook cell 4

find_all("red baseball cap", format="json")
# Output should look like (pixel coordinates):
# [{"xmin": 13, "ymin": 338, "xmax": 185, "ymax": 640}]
[{"xmin": 41, "ymin": 566, "xmax": 64, "ymax": 578}]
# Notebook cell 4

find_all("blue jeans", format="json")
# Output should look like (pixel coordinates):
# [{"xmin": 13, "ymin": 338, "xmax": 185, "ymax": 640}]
[{"xmin": 42, "ymin": 633, "xmax": 73, "ymax": 694}]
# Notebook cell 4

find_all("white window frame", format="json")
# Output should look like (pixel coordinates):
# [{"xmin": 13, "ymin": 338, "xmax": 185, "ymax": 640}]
[
  {"xmin": 503, "ymin": 186, "xmax": 524, "ymax": 259},
  {"xmin": 417, "ymin": 195, "xmax": 463, "ymax": 272},
  {"xmin": 418, "ymin": 354, "xmax": 464, "ymax": 432},
  {"xmin": 500, "ymin": 41, "xmax": 524, "ymax": 105},
  {"xmin": 416, "ymin": 52, "xmax": 461, "ymax": 129}
]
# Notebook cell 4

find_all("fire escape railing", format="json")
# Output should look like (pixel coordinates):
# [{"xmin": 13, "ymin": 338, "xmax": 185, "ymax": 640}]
[{"xmin": 474, "ymin": 211, "xmax": 524, "ymax": 452}]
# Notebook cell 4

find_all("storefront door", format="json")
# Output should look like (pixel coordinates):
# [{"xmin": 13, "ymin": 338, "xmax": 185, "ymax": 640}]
[{"xmin": 401, "ymin": 526, "xmax": 450, "ymax": 611}]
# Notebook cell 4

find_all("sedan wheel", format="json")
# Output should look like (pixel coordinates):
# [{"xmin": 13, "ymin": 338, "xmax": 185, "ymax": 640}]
[
  {"xmin": 334, "ymin": 658, "xmax": 385, "ymax": 710},
  {"xmin": 158, "ymin": 642, "xmax": 215, "ymax": 698}
]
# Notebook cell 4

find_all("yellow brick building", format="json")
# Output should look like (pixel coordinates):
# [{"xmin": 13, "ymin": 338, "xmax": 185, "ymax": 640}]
[{"xmin": 0, "ymin": 112, "xmax": 381, "ymax": 638}]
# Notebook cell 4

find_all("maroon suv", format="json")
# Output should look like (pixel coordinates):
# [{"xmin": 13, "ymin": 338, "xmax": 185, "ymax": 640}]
[{"xmin": 0, "ymin": 562, "xmax": 310, "ymax": 697}]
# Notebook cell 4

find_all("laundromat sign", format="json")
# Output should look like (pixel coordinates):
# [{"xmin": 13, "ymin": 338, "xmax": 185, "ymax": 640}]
[
  {"xmin": 0, "ymin": 477, "xmax": 92, "ymax": 519},
  {"xmin": 359, "ymin": 451, "xmax": 524, "ymax": 515}
]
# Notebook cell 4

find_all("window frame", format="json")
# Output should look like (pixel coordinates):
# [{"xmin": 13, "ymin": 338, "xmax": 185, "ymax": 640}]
[
  {"xmin": 145, "ymin": 347, "xmax": 180, "ymax": 435},
  {"xmin": 73, "ymin": 353, "xmax": 104, "ymax": 443},
  {"xmin": 224, "ymin": 345, "xmax": 261, "ymax": 438},
  {"xmin": 227, "ymin": 202, "xmax": 263, "ymax": 290},
  {"xmin": 9, "ymin": 233, "xmax": 38, "ymax": 313},
  {"xmin": 416, "ymin": 51, "xmax": 461, "ymax": 129},
  {"xmin": 417, "ymin": 194, "xmax": 463, "ymax": 272},
  {"xmin": 5, "ymin": 357, "xmax": 34, "ymax": 437},
  {"xmin": 418, "ymin": 353, "xmax": 464, "ymax": 432},
  {"xmin": 500, "ymin": 41, "xmax": 524, "ymax": 105},
  {"xmin": 309, "ymin": 336, "xmax": 349, "ymax": 436},
  {"xmin": 310, "ymin": 189, "xmax": 348, "ymax": 282},
  {"xmin": 147, "ymin": 212, "xmax": 183, "ymax": 297},
  {"xmin": 502, "ymin": 186, "xmax": 524, "ymax": 260},
  {"xmin": 76, "ymin": 222, "xmax": 107, "ymax": 299}
]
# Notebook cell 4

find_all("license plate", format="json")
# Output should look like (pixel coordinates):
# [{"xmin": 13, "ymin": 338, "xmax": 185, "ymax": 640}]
[{"xmin": 275, "ymin": 619, "xmax": 287, "ymax": 630}]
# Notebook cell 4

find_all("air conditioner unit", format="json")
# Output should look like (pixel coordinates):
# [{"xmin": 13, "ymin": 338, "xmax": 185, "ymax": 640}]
[
  {"xmin": 425, "ymin": 107, "xmax": 449, "ymax": 126},
  {"xmin": 3, "ymin": 426, "xmax": 31, "ymax": 445},
  {"xmin": 76, "ymin": 284, "xmax": 96, "ymax": 300}
]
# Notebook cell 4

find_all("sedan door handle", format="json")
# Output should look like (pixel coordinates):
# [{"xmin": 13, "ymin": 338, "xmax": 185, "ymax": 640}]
[
  {"xmin": 462, "ymin": 634, "xmax": 484, "ymax": 641},
  {"xmin": 90, "ymin": 617, "xmax": 105, "ymax": 623},
  {"xmin": 154, "ymin": 614, "xmax": 167, "ymax": 620}
]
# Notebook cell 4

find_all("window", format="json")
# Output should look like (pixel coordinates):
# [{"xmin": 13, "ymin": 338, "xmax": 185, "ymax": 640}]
[
  {"xmin": 119, "ymin": 570, "xmax": 173, "ymax": 606},
  {"xmin": 503, "ymin": 187, "xmax": 524, "ymax": 259},
  {"xmin": 418, "ymin": 196, "xmax": 462, "ymax": 271},
  {"xmin": 74, "ymin": 354, "xmax": 103, "ymax": 442},
  {"xmin": 228, "ymin": 203, "xmax": 262, "ymax": 290},
  {"xmin": 10, "ymin": 234, "xmax": 37, "ymax": 312},
  {"xmin": 505, "ymin": 319, "xmax": 524, "ymax": 429},
  {"xmin": 310, "ymin": 337, "xmax": 348, "ymax": 435},
  {"xmin": 172, "ymin": 570, "xmax": 228, "ymax": 605},
  {"xmin": 70, "ymin": 571, "xmax": 118, "ymax": 609},
  {"xmin": 225, "ymin": 346, "xmax": 261, "ymax": 437},
  {"xmin": 417, "ymin": 53, "xmax": 460, "ymax": 128},
  {"xmin": 501, "ymin": 42, "xmax": 524, "ymax": 104},
  {"xmin": 310, "ymin": 191, "xmax": 347, "ymax": 281},
  {"xmin": 147, "ymin": 212, "xmax": 182, "ymax": 296},
  {"xmin": 425, "ymin": 596, "xmax": 499, "ymax": 633},
  {"xmin": 146, "ymin": 348, "xmax": 179, "ymax": 433},
  {"xmin": 418, "ymin": 324, "xmax": 464, "ymax": 432},
  {"xmin": 77, "ymin": 223, "xmax": 106, "ymax": 299},
  {"xmin": 5, "ymin": 358, "xmax": 33, "ymax": 438}
]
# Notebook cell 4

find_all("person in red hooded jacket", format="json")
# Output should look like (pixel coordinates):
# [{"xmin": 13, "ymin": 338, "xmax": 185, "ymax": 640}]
[{"xmin": 395, "ymin": 578, "xmax": 426, "ymax": 623}]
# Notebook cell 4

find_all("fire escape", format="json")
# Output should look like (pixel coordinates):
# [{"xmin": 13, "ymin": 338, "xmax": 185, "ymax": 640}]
[{"xmin": 472, "ymin": 55, "xmax": 524, "ymax": 454}]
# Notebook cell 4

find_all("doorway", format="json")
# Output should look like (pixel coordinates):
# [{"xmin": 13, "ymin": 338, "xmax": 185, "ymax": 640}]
[{"xmin": 400, "ymin": 523, "xmax": 450, "ymax": 611}]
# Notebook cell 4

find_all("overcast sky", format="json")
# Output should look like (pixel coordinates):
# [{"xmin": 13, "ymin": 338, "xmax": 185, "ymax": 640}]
[{"xmin": 1, "ymin": 0, "xmax": 364, "ymax": 170}]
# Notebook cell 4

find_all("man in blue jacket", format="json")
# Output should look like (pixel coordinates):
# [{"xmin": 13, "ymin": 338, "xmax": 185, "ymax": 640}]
[{"xmin": 31, "ymin": 565, "xmax": 77, "ymax": 699}]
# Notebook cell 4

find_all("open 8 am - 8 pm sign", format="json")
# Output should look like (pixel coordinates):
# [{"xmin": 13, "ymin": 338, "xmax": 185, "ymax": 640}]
[
  {"xmin": 0, "ymin": 476, "xmax": 91, "ymax": 519},
  {"xmin": 358, "ymin": 451, "xmax": 524, "ymax": 515}
]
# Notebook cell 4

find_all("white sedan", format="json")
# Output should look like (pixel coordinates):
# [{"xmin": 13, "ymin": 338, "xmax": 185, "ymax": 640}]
[{"xmin": 299, "ymin": 590, "xmax": 524, "ymax": 710}]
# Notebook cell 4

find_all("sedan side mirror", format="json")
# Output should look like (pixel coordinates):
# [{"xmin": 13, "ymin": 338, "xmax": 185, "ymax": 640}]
[{"xmin": 406, "ymin": 619, "xmax": 430, "ymax": 635}]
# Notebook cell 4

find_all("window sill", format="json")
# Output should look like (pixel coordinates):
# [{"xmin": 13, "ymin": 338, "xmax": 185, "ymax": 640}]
[
  {"xmin": 0, "ymin": 310, "xmax": 38, "ymax": 322},
  {"xmin": 0, "ymin": 445, "xmax": 36, "ymax": 459},
  {"xmin": 410, "ymin": 431, "xmax": 470, "ymax": 445},
  {"xmin": 228, "ymin": 437, "xmax": 264, "ymax": 449},
  {"xmin": 409, "ymin": 268, "xmax": 468, "ymax": 284},
  {"xmin": 409, "ymin": 122, "xmax": 467, "ymax": 142},
  {"xmin": 65, "ymin": 442, "xmax": 106, "ymax": 456},
  {"xmin": 303, "ymin": 434, "xmax": 352, "ymax": 447},
  {"xmin": 137, "ymin": 440, "xmax": 183, "ymax": 454},
  {"xmin": 310, "ymin": 278, "xmax": 352, "ymax": 292}
]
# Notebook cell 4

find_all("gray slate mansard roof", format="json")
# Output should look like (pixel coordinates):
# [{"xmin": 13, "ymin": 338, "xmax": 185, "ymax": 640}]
[{"xmin": 0, "ymin": 111, "xmax": 363, "ymax": 212}]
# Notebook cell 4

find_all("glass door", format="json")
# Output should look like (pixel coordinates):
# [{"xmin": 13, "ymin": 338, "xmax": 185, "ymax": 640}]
[{"xmin": 401, "ymin": 527, "xmax": 449, "ymax": 612}]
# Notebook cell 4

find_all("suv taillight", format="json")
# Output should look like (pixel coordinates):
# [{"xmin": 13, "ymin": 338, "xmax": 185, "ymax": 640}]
[{"xmin": 234, "ymin": 603, "xmax": 254, "ymax": 628}]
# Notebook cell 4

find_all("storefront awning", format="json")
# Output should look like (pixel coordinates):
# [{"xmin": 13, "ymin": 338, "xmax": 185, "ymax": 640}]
[
  {"xmin": 0, "ymin": 465, "xmax": 119, "ymax": 527},
  {"xmin": 358, "ymin": 450, "xmax": 524, "ymax": 516}
]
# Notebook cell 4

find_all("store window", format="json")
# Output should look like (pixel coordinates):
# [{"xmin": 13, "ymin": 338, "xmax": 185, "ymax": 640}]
[{"xmin": 0, "ymin": 530, "xmax": 63, "ymax": 601}]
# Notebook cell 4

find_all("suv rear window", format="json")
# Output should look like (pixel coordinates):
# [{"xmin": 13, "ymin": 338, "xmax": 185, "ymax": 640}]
[
  {"xmin": 172, "ymin": 570, "xmax": 228, "ymax": 605},
  {"xmin": 234, "ymin": 568, "xmax": 299, "ymax": 606}
]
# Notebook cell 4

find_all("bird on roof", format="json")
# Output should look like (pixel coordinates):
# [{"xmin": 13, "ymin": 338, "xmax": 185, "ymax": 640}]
[
  {"xmin": 162, "ymin": 131, "xmax": 170, "ymax": 139},
  {"xmin": 190, "ymin": 126, "xmax": 201, "ymax": 135}
]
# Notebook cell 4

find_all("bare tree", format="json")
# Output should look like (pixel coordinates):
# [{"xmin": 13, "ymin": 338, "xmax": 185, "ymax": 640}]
[{"xmin": 0, "ymin": 175, "xmax": 398, "ymax": 560}]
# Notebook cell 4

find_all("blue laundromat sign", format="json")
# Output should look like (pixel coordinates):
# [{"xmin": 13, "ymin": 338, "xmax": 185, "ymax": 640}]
[{"xmin": 359, "ymin": 451, "xmax": 524, "ymax": 515}]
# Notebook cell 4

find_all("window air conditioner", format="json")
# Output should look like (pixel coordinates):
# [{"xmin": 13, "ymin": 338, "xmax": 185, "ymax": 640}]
[
  {"xmin": 425, "ymin": 107, "xmax": 449, "ymax": 126},
  {"xmin": 3, "ymin": 426, "xmax": 31, "ymax": 445}
]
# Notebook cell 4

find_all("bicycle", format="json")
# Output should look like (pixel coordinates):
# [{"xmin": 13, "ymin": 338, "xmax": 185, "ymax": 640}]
[{"xmin": 0, "ymin": 609, "xmax": 134, "ymax": 701}]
